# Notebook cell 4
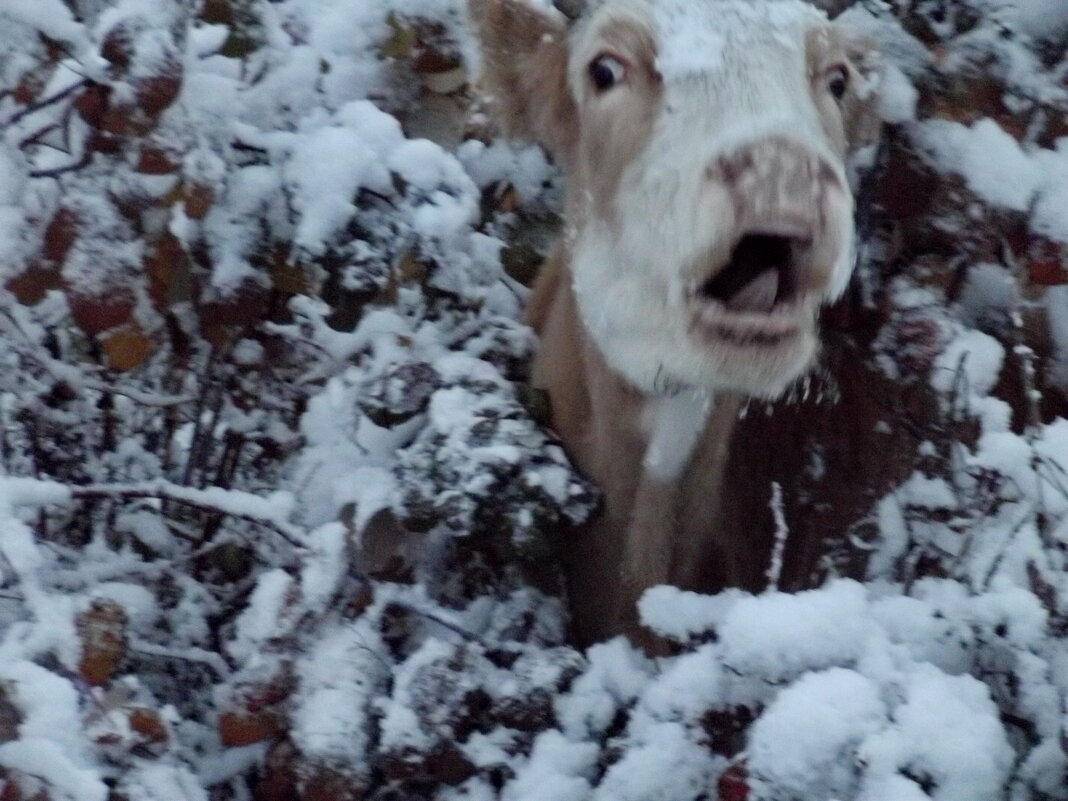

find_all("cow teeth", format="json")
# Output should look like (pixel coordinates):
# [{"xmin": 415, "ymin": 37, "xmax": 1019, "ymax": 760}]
[{"xmin": 726, "ymin": 268, "xmax": 779, "ymax": 312}]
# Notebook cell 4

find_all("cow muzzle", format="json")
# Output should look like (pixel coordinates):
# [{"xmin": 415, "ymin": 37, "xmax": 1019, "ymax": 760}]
[{"xmin": 690, "ymin": 136, "xmax": 849, "ymax": 348}]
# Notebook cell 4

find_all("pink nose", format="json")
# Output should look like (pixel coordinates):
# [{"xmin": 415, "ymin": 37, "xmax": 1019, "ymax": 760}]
[{"xmin": 706, "ymin": 136, "xmax": 842, "ymax": 235}]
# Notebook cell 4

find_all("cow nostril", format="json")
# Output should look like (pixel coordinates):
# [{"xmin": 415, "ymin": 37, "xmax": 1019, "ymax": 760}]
[{"xmin": 698, "ymin": 233, "xmax": 809, "ymax": 313}]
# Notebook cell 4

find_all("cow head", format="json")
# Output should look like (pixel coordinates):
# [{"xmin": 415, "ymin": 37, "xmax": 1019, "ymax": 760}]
[{"xmin": 469, "ymin": 0, "xmax": 881, "ymax": 397}]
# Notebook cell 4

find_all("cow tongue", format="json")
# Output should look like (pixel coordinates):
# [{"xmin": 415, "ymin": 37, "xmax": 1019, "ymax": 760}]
[{"xmin": 726, "ymin": 268, "xmax": 779, "ymax": 312}]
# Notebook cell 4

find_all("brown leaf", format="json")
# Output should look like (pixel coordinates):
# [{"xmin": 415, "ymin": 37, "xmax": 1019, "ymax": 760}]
[
  {"xmin": 77, "ymin": 600, "xmax": 127, "ymax": 686},
  {"xmin": 74, "ymin": 84, "xmax": 110, "ymax": 129},
  {"xmin": 100, "ymin": 25, "xmax": 134, "ymax": 73},
  {"xmin": 42, "ymin": 207, "xmax": 79, "ymax": 265},
  {"xmin": 102, "ymin": 101, "xmax": 159, "ymax": 137},
  {"xmin": 7, "ymin": 264, "xmax": 63, "ymax": 306},
  {"xmin": 144, "ymin": 232, "xmax": 192, "ymax": 309},
  {"xmin": 717, "ymin": 757, "xmax": 749, "ymax": 801},
  {"xmin": 1028, "ymin": 238, "xmax": 1068, "ymax": 286},
  {"xmin": 102, "ymin": 325, "xmax": 154, "ymax": 372},
  {"xmin": 135, "ymin": 144, "xmax": 180, "ymax": 175},
  {"xmin": 135, "ymin": 72, "xmax": 183, "ymax": 117},
  {"xmin": 183, "ymin": 182, "xmax": 215, "ymax": 220},
  {"xmin": 201, "ymin": 281, "xmax": 269, "ymax": 328},
  {"xmin": 68, "ymin": 291, "xmax": 135, "ymax": 337},
  {"xmin": 300, "ymin": 766, "xmax": 367, "ymax": 801},
  {"xmin": 128, "ymin": 707, "xmax": 169, "ymax": 745},
  {"xmin": 412, "ymin": 48, "xmax": 461, "ymax": 75},
  {"xmin": 218, "ymin": 710, "xmax": 280, "ymax": 747}
]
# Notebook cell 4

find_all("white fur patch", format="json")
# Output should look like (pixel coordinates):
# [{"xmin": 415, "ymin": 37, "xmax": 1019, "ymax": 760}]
[{"xmin": 641, "ymin": 390, "xmax": 714, "ymax": 482}]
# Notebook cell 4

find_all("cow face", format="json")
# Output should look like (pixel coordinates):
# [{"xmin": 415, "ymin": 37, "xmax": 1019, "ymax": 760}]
[{"xmin": 470, "ymin": 0, "xmax": 881, "ymax": 396}]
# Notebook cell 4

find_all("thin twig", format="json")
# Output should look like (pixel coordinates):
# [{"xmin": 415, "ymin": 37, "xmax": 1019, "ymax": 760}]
[
  {"xmin": 129, "ymin": 638, "xmax": 232, "ymax": 678},
  {"xmin": 182, "ymin": 346, "xmax": 219, "ymax": 487},
  {"xmin": 29, "ymin": 150, "xmax": 92, "ymax": 179},
  {"xmin": 69, "ymin": 481, "xmax": 305, "ymax": 550},
  {"xmin": 82, "ymin": 380, "xmax": 195, "ymax": 407},
  {"xmin": 2, "ymin": 78, "xmax": 90, "ymax": 129},
  {"xmin": 765, "ymin": 481, "xmax": 790, "ymax": 592}
]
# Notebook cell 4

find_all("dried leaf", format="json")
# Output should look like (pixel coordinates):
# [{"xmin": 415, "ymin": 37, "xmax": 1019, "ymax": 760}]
[
  {"xmin": 1028, "ymin": 238, "xmax": 1068, "ymax": 286},
  {"xmin": 135, "ymin": 72, "xmax": 182, "ymax": 116},
  {"xmin": 77, "ymin": 600, "xmax": 127, "ymax": 686},
  {"xmin": 144, "ymin": 232, "xmax": 193, "ymax": 309},
  {"xmin": 218, "ymin": 710, "xmax": 279, "ymax": 747},
  {"xmin": 74, "ymin": 84, "xmax": 110, "ymax": 128},
  {"xmin": 271, "ymin": 253, "xmax": 312, "ymax": 295},
  {"xmin": 182, "ymin": 181, "xmax": 215, "ymax": 219},
  {"xmin": 717, "ymin": 758, "xmax": 749, "ymax": 801},
  {"xmin": 103, "ymin": 325, "xmax": 154, "ymax": 372},
  {"xmin": 381, "ymin": 14, "xmax": 417, "ymax": 59},
  {"xmin": 42, "ymin": 207, "xmax": 79, "ymax": 265},
  {"xmin": 7, "ymin": 264, "xmax": 63, "ymax": 306},
  {"xmin": 69, "ymin": 291, "xmax": 135, "ymax": 337},
  {"xmin": 128, "ymin": 707, "xmax": 169, "ymax": 746},
  {"xmin": 135, "ymin": 144, "xmax": 180, "ymax": 175}
]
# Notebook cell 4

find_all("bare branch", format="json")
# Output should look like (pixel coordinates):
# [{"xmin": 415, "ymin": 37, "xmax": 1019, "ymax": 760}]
[
  {"xmin": 69, "ymin": 480, "xmax": 306, "ymax": 550},
  {"xmin": 82, "ymin": 380, "xmax": 195, "ymax": 408},
  {"xmin": 2, "ymin": 78, "xmax": 90, "ymax": 129},
  {"xmin": 28, "ymin": 150, "xmax": 92, "ymax": 180},
  {"xmin": 765, "ymin": 481, "xmax": 790, "ymax": 592}
]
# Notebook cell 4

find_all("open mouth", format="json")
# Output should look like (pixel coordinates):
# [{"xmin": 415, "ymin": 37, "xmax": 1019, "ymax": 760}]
[
  {"xmin": 691, "ymin": 231, "xmax": 813, "ymax": 347},
  {"xmin": 696, "ymin": 232, "xmax": 809, "ymax": 313}
]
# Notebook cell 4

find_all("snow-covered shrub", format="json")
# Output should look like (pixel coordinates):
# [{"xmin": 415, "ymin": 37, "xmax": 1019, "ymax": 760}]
[{"xmin": 0, "ymin": 0, "xmax": 1067, "ymax": 800}]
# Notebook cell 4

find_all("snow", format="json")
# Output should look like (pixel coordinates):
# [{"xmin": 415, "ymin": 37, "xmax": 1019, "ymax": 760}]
[
  {"xmin": 291, "ymin": 621, "xmax": 388, "ymax": 774},
  {"xmin": 556, "ymin": 638, "xmax": 654, "ymax": 740},
  {"xmin": 859, "ymin": 666, "xmax": 1014, "ymax": 801},
  {"xmin": 0, "ymin": 0, "xmax": 88, "ymax": 47},
  {"xmin": 911, "ymin": 118, "xmax": 1041, "ymax": 212},
  {"xmin": 930, "ymin": 328, "xmax": 1005, "ymax": 398},
  {"xmin": 502, "ymin": 731, "xmax": 598, "ymax": 801},
  {"xmin": 1031, "ymin": 142, "xmax": 1068, "ymax": 244},
  {"xmin": 593, "ymin": 721, "xmax": 718, "ymax": 801},
  {"xmin": 0, "ymin": 740, "xmax": 108, "ymax": 801},
  {"xmin": 877, "ymin": 63, "xmax": 919, "ymax": 123},
  {"xmin": 117, "ymin": 765, "xmax": 209, "ymax": 801},
  {"xmin": 748, "ymin": 668, "xmax": 886, "ymax": 801},
  {"xmin": 718, "ymin": 579, "xmax": 871, "ymax": 681},
  {"xmin": 911, "ymin": 120, "xmax": 1068, "ymax": 244},
  {"xmin": 0, "ymin": 0, "xmax": 1066, "ymax": 800},
  {"xmin": 228, "ymin": 569, "xmax": 294, "ymax": 663},
  {"xmin": 641, "ymin": 390, "xmax": 713, "ymax": 482},
  {"xmin": 637, "ymin": 585, "xmax": 747, "ymax": 640}
]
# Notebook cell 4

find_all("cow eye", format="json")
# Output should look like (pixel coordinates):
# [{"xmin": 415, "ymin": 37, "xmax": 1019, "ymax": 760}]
[
  {"xmin": 826, "ymin": 64, "xmax": 849, "ymax": 101},
  {"xmin": 589, "ymin": 54, "xmax": 627, "ymax": 92}
]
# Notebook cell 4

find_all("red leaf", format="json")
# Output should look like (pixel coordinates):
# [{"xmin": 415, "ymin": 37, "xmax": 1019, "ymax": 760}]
[{"xmin": 717, "ymin": 758, "xmax": 749, "ymax": 801}]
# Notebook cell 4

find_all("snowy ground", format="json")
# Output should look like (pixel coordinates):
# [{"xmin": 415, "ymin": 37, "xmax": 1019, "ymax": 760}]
[{"xmin": 0, "ymin": 0, "xmax": 1067, "ymax": 799}]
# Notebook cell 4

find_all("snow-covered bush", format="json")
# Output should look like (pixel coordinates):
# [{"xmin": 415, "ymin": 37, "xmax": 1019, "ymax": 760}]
[{"xmin": 0, "ymin": 0, "xmax": 1066, "ymax": 800}]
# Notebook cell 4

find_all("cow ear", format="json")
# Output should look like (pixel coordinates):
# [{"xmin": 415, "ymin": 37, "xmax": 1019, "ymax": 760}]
[
  {"xmin": 838, "ymin": 33, "xmax": 883, "ymax": 152},
  {"xmin": 467, "ymin": 0, "xmax": 578, "ymax": 162}
]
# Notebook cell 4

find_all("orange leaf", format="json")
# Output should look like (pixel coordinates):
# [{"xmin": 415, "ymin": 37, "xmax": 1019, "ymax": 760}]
[
  {"xmin": 77, "ymin": 600, "xmax": 127, "ymax": 686},
  {"xmin": 218, "ymin": 710, "xmax": 280, "ymax": 747},
  {"xmin": 103, "ymin": 325, "xmax": 154, "ymax": 372}
]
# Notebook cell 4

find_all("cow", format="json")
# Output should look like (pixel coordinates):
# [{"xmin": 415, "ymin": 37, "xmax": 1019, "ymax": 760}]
[{"xmin": 467, "ymin": 0, "xmax": 881, "ymax": 645}]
